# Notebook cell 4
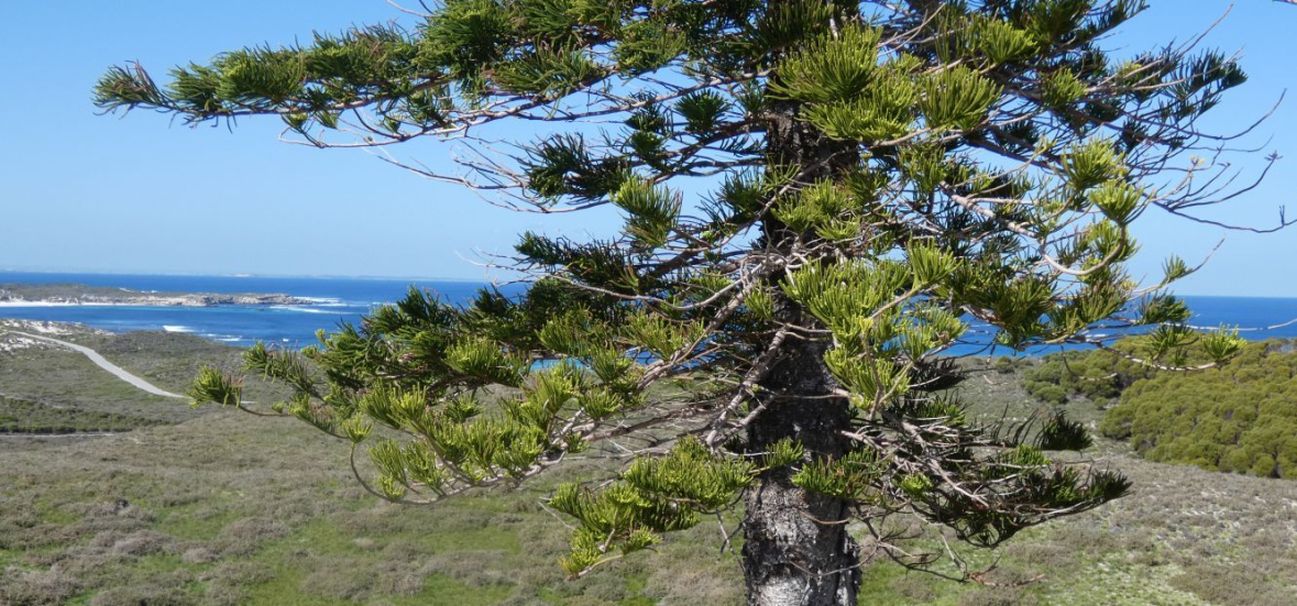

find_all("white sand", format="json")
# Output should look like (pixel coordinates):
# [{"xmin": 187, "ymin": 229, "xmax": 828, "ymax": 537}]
[
  {"xmin": 0, "ymin": 300, "xmax": 148, "ymax": 308},
  {"xmin": 0, "ymin": 300, "xmax": 77, "ymax": 307}
]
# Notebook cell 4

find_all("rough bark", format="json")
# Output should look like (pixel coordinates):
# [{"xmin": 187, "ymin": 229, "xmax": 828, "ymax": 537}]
[
  {"xmin": 743, "ymin": 336, "xmax": 860, "ymax": 606},
  {"xmin": 741, "ymin": 99, "xmax": 862, "ymax": 606}
]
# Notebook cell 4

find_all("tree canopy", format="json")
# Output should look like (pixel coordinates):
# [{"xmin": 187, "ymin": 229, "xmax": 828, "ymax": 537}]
[{"xmin": 96, "ymin": 1, "xmax": 1276, "ymax": 603}]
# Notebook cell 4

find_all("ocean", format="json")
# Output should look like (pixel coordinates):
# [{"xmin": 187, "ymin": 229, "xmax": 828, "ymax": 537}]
[
  {"xmin": 2, "ymin": 271, "xmax": 1295, "ymax": 355},
  {"xmin": 0, "ymin": 271, "xmax": 521, "ymax": 348}
]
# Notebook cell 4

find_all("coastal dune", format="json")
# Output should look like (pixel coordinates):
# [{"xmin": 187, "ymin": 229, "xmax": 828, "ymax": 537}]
[{"xmin": 0, "ymin": 327, "xmax": 185, "ymax": 399}]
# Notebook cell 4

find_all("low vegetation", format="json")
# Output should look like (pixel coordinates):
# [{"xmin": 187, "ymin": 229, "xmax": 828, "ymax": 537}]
[
  {"xmin": 0, "ymin": 395, "xmax": 157, "ymax": 434},
  {"xmin": 0, "ymin": 332, "xmax": 195, "ymax": 429},
  {"xmin": 0, "ymin": 328, "xmax": 281, "ymax": 429},
  {"xmin": 3, "ymin": 326, "xmax": 1297, "ymax": 604},
  {"xmin": 1021, "ymin": 344, "xmax": 1157, "ymax": 407},
  {"xmin": 1024, "ymin": 338, "xmax": 1297, "ymax": 479},
  {"xmin": 0, "ymin": 283, "xmax": 137, "ymax": 301},
  {"xmin": 1102, "ymin": 340, "xmax": 1297, "ymax": 478}
]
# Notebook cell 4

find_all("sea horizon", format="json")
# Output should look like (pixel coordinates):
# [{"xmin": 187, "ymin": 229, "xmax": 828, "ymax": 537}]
[
  {"xmin": 4, "ymin": 268, "xmax": 1294, "ymax": 300},
  {"xmin": 2, "ymin": 270, "xmax": 1296, "ymax": 353}
]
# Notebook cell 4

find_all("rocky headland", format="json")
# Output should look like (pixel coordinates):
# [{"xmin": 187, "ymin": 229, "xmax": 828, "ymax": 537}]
[{"xmin": 0, "ymin": 283, "xmax": 309, "ymax": 307}]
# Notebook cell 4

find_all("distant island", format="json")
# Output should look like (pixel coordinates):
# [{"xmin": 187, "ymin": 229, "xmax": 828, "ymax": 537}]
[{"xmin": 0, "ymin": 283, "xmax": 309, "ymax": 307}]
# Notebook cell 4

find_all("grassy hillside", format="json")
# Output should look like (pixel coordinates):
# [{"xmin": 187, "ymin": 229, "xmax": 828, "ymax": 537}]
[
  {"xmin": 0, "ymin": 327, "xmax": 282, "ymax": 429},
  {"xmin": 1, "ymin": 329, "xmax": 191, "ymax": 429},
  {"xmin": 0, "ymin": 395, "xmax": 159, "ymax": 434},
  {"xmin": 2, "ymin": 327, "xmax": 1296, "ymax": 605}
]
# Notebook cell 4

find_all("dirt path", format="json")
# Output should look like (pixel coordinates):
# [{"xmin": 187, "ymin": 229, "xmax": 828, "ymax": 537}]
[{"xmin": 1, "ymin": 330, "xmax": 185, "ymax": 399}]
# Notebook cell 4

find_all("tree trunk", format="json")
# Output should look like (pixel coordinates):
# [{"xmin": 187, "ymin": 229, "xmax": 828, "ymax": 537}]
[
  {"xmin": 742, "ymin": 97, "xmax": 862, "ymax": 605},
  {"xmin": 742, "ymin": 336, "xmax": 860, "ymax": 606}
]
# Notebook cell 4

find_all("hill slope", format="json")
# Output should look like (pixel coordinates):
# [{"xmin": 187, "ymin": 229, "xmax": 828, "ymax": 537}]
[{"xmin": 2, "ymin": 326, "xmax": 1295, "ymax": 605}]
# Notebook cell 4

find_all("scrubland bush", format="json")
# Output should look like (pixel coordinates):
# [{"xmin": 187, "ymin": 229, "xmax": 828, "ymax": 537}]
[
  {"xmin": 1022, "ymin": 342, "xmax": 1160, "ymax": 406},
  {"xmin": 991, "ymin": 356, "xmax": 1018, "ymax": 374},
  {"xmin": 1100, "ymin": 340, "xmax": 1297, "ymax": 478},
  {"xmin": 1024, "ymin": 338, "xmax": 1297, "ymax": 479},
  {"xmin": 0, "ymin": 569, "xmax": 82, "ymax": 606}
]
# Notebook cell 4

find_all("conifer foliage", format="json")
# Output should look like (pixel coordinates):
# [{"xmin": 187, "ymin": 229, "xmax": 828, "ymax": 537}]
[{"xmin": 97, "ymin": 1, "xmax": 1273, "ymax": 603}]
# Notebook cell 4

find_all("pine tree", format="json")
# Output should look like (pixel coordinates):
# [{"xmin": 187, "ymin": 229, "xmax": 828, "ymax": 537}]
[{"xmin": 96, "ymin": 2, "xmax": 1280, "ymax": 603}]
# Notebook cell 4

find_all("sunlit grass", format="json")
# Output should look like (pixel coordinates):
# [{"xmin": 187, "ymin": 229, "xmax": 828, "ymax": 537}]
[{"xmin": 2, "ymin": 330, "xmax": 1296, "ymax": 604}]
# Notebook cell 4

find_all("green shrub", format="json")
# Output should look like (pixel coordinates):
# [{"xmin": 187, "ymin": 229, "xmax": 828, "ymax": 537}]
[
  {"xmin": 1026, "ymin": 382, "xmax": 1068, "ymax": 405},
  {"xmin": 992, "ymin": 356, "xmax": 1017, "ymax": 374},
  {"xmin": 1100, "ymin": 340, "xmax": 1297, "ymax": 478},
  {"xmin": 1023, "ymin": 340, "xmax": 1167, "ymax": 407}
]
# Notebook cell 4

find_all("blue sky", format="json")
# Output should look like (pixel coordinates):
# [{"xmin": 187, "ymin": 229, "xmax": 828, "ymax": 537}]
[{"xmin": 0, "ymin": 1, "xmax": 1294, "ymax": 296}]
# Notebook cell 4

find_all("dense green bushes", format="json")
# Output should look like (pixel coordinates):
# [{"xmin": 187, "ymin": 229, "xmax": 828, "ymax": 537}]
[
  {"xmin": 1100, "ymin": 341, "xmax": 1297, "ymax": 479},
  {"xmin": 1022, "ymin": 345, "xmax": 1156, "ymax": 407},
  {"xmin": 1025, "ymin": 339, "xmax": 1297, "ymax": 479}
]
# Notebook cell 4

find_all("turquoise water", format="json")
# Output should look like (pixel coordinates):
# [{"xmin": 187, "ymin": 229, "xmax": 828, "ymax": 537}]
[{"xmin": 1, "ymin": 271, "xmax": 1294, "ymax": 355}]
